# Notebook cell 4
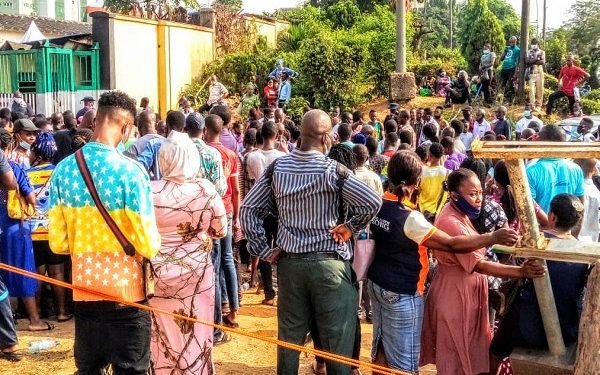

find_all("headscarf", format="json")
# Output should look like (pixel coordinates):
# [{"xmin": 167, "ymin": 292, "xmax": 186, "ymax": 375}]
[
  {"xmin": 158, "ymin": 131, "xmax": 200, "ymax": 184},
  {"xmin": 31, "ymin": 132, "xmax": 57, "ymax": 162}
]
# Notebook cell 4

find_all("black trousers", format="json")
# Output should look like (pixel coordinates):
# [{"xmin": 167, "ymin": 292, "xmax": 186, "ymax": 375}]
[
  {"xmin": 499, "ymin": 68, "xmax": 516, "ymax": 101},
  {"xmin": 261, "ymin": 215, "xmax": 277, "ymax": 300},
  {"xmin": 546, "ymin": 90, "xmax": 576, "ymax": 115},
  {"xmin": 74, "ymin": 301, "xmax": 151, "ymax": 375}
]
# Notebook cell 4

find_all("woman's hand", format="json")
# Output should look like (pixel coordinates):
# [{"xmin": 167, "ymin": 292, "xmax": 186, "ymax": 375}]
[
  {"xmin": 490, "ymin": 228, "xmax": 519, "ymax": 246},
  {"xmin": 519, "ymin": 259, "xmax": 547, "ymax": 278}
]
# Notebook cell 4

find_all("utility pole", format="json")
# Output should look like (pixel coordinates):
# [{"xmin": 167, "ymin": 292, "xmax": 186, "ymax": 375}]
[
  {"xmin": 449, "ymin": 0, "xmax": 454, "ymax": 49},
  {"xmin": 542, "ymin": 0, "xmax": 547, "ymax": 46},
  {"xmin": 518, "ymin": 0, "xmax": 530, "ymax": 98},
  {"xmin": 396, "ymin": 0, "xmax": 407, "ymax": 72}
]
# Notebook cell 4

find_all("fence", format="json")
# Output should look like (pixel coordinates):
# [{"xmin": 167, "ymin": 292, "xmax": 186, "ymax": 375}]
[{"xmin": 0, "ymin": 41, "xmax": 100, "ymax": 115}]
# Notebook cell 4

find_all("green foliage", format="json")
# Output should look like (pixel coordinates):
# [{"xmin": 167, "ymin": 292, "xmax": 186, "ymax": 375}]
[
  {"xmin": 545, "ymin": 28, "xmax": 571, "ymax": 76},
  {"xmin": 584, "ymin": 89, "xmax": 600, "ymax": 102},
  {"xmin": 458, "ymin": 0, "xmax": 505, "ymax": 72},
  {"xmin": 298, "ymin": 35, "xmax": 362, "ymax": 109},
  {"xmin": 581, "ymin": 98, "xmax": 600, "ymax": 114},
  {"xmin": 325, "ymin": 0, "xmax": 361, "ymax": 29},
  {"xmin": 487, "ymin": 0, "xmax": 520, "ymax": 41},
  {"xmin": 566, "ymin": 0, "xmax": 600, "ymax": 62},
  {"xmin": 409, "ymin": 47, "xmax": 467, "ymax": 82},
  {"xmin": 212, "ymin": 0, "xmax": 241, "ymax": 12},
  {"xmin": 285, "ymin": 97, "xmax": 311, "ymax": 123},
  {"xmin": 544, "ymin": 74, "xmax": 559, "ymax": 91}
]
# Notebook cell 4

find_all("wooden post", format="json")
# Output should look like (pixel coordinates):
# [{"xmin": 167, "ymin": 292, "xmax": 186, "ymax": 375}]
[
  {"xmin": 574, "ymin": 260, "xmax": 600, "ymax": 374},
  {"xmin": 517, "ymin": 0, "xmax": 530, "ymax": 98},
  {"xmin": 505, "ymin": 159, "xmax": 567, "ymax": 356},
  {"xmin": 395, "ymin": 0, "xmax": 406, "ymax": 73}
]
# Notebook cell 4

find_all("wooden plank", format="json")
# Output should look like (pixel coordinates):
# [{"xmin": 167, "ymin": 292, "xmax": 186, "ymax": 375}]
[
  {"xmin": 493, "ymin": 242, "xmax": 600, "ymax": 264},
  {"xmin": 574, "ymin": 260, "xmax": 600, "ymax": 374},
  {"xmin": 473, "ymin": 148, "xmax": 600, "ymax": 160},
  {"xmin": 505, "ymin": 159, "xmax": 566, "ymax": 356}
]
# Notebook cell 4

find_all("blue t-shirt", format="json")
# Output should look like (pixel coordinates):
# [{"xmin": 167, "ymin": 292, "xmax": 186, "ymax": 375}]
[
  {"xmin": 502, "ymin": 45, "xmax": 520, "ymax": 70},
  {"xmin": 526, "ymin": 158, "xmax": 584, "ymax": 213}
]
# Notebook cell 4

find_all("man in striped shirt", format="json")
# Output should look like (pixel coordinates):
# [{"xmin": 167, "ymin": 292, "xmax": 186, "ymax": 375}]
[{"xmin": 240, "ymin": 110, "xmax": 381, "ymax": 374}]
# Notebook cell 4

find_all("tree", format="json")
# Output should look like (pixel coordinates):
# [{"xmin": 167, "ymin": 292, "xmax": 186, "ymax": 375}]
[
  {"xmin": 212, "ymin": 0, "xmax": 242, "ymax": 12},
  {"xmin": 458, "ymin": 0, "xmax": 505, "ymax": 72},
  {"xmin": 325, "ymin": 0, "xmax": 361, "ymax": 29},
  {"xmin": 545, "ymin": 27, "xmax": 571, "ymax": 76},
  {"xmin": 566, "ymin": 0, "xmax": 600, "ymax": 58},
  {"xmin": 487, "ymin": 0, "xmax": 520, "ymax": 41}
]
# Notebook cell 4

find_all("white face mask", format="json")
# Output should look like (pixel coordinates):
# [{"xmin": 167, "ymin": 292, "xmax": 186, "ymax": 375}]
[
  {"xmin": 20, "ymin": 141, "xmax": 31, "ymax": 151},
  {"xmin": 531, "ymin": 44, "xmax": 539, "ymax": 50},
  {"xmin": 483, "ymin": 49, "xmax": 490, "ymax": 54}
]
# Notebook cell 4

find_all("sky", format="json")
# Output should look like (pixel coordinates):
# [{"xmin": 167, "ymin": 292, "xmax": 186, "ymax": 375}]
[{"xmin": 240, "ymin": 0, "xmax": 577, "ymax": 30}]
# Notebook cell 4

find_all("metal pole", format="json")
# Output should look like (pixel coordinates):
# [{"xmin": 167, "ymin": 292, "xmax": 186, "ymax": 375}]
[
  {"xmin": 518, "ymin": 0, "xmax": 530, "ymax": 98},
  {"xmin": 449, "ymin": 0, "xmax": 453, "ymax": 49},
  {"xmin": 542, "ymin": 0, "xmax": 547, "ymax": 46},
  {"xmin": 396, "ymin": 0, "xmax": 406, "ymax": 73}
]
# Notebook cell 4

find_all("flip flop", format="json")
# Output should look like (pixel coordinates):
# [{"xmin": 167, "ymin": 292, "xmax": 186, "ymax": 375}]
[
  {"xmin": 214, "ymin": 332, "xmax": 232, "ymax": 346},
  {"xmin": 28, "ymin": 321, "xmax": 55, "ymax": 332},
  {"xmin": 57, "ymin": 314, "xmax": 73, "ymax": 323},
  {"xmin": 0, "ymin": 351, "xmax": 22, "ymax": 362},
  {"xmin": 222, "ymin": 315, "xmax": 239, "ymax": 328}
]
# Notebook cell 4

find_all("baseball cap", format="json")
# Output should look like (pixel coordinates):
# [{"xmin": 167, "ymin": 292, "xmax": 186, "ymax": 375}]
[
  {"xmin": 389, "ymin": 103, "xmax": 400, "ymax": 110},
  {"xmin": 185, "ymin": 112, "xmax": 205, "ymax": 130},
  {"xmin": 14, "ymin": 118, "xmax": 38, "ymax": 132}
]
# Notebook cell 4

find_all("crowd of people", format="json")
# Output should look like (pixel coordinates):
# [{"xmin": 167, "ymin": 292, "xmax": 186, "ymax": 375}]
[{"xmin": 0, "ymin": 49, "xmax": 595, "ymax": 375}]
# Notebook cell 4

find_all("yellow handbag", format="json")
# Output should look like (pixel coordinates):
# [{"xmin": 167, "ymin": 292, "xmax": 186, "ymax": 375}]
[{"xmin": 7, "ymin": 186, "xmax": 34, "ymax": 220}]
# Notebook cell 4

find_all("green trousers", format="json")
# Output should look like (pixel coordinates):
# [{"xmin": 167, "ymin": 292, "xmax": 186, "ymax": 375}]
[{"xmin": 277, "ymin": 255, "xmax": 358, "ymax": 375}]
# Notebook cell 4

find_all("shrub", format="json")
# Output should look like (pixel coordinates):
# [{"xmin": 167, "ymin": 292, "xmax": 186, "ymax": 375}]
[
  {"xmin": 459, "ymin": 0, "xmax": 505, "ymax": 72},
  {"xmin": 286, "ymin": 96, "xmax": 311, "ymax": 124},
  {"xmin": 581, "ymin": 98, "xmax": 600, "ymax": 114},
  {"xmin": 544, "ymin": 74, "xmax": 559, "ymax": 91},
  {"xmin": 584, "ymin": 89, "xmax": 600, "ymax": 102},
  {"xmin": 325, "ymin": 0, "xmax": 361, "ymax": 29}
]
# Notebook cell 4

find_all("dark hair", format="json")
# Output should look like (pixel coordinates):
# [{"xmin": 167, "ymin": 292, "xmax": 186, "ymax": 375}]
[
  {"xmin": 0, "ymin": 108, "xmax": 10, "ymax": 122},
  {"xmin": 244, "ymin": 128, "xmax": 257, "ymax": 147},
  {"xmin": 328, "ymin": 143, "xmax": 357, "ymax": 170},
  {"xmin": 483, "ymin": 133, "xmax": 496, "ymax": 141},
  {"xmin": 423, "ymin": 108, "xmax": 433, "ymax": 116},
  {"xmin": 263, "ymin": 107, "xmax": 274, "ymax": 118},
  {"xmin": 369, "ymin": 109, "xmax": 376, "ymax": 115},
  {"xmin": 429, "ymin": 142, "xmax": 444, "ymax": 159},
  {"xmin": 165, "ymin": 110, "xmax": 185, "ymax": 132},
  {"xmin": 527, "ymin": 120, "xmax": 542, "ymax": 133},
  {"xmin": 34, "ymin": 119, "xmax": 48, "ymax": 130},
  {"xmin": 538, "ymin": 124, "xmax": 565, "ymax": 142},
  {"xmin": 460, "ymin": 158, "xmax": 487, "ymax": 187},
  {"xmin": 209, "ymin": 105, "xmax": 232, "ymax": 125},
  {"xmin": 352, "ymin": 144, "xmax": 369, "ymax": 164},
  {"xmin": 450, "ymin": 119, "xmax": 464, "ymax": 136},
  {"xmin": 97, "ymin": 91, "xmax": 137, "ymax": 120},
  {"xmin": 0, "ymin": 129, "xmax": 12, "ymax": 150},
  {"xmin": 205, "ymin": 114, "xmax": 224, "ymax": 134},
  {"xmin": 440, "ymin": 136, "xmax": 454, "ymax": 150},
  {"xmin": 384, "ymin": 132, "xmax": 399, "ymax": 150},
  {"xmin": 549, "ymin": 193, "xmax": 584, "ymax": 231},
  {"xmin": 248, "ymin": 120, "xmax": 261, "ymax": 130},
  {"xmin": 415, "ymin": 144, "xmax": 430, "ymax": 162},
  {"xmin": 261, "ymin": 120, "xmax": 277, "ymax": 140},
  {"xmin": 338, "ymin": 123, "xmax": 352, "ymax": 141},
  {"xmin": 365, "ymin": 136, "xmax": 378, "ymax": 155},
  {"xmin": 341, "ymin": 112, "xmax": 352, "ymax": 123},
  {"xmin": 422, "ymin": 124, "xmax": 439, "ymax": 143},
  {"xmin": 352, "ymin": 111, "xmax": 362, "ymax": 123},
  {"xmin": 435, "ymin": 106, "xmax": 444, "ymax": 111},
  {"xmin": 581, "ymin": 117, "xmax": 594, "ymax": 128},
  {"xmin": 493, "ymin": 160, "xmax": 517, "ymax": 224},
  {"xmin": 399, "ymin": 129, "xmax": 412, "ymax": 145},
  {"xmin": 398, "ymin": 110, "xmax": 410, "ymax": 121},
  {"xmin": 387, "ymin": 151, "xmax": 423, "ymax": 200},
  {"xmin": 447, "ymin": 168, "xmax": 478, "ymax": 193},
  {"xmin": 384, "ymin": 119, "xmax": 398, "ymax": 134}
]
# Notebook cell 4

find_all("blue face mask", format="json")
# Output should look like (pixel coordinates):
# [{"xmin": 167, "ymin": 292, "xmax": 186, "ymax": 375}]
[{"xmin": 454, "ymin": 194, "xmax": 481, "ymax": 219}]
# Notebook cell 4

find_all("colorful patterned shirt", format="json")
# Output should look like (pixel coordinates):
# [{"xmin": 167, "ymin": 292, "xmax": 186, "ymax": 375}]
[
  {"xmin": 48, "ymin": 142, "xmax": 161, "ymax": 302},
  {"xmin": 26, "ymin": 162, "xmax": 55, "ymax": 241},
  {"xmin": 190, "ymin": 138, "xmax": 227, "ymax": 197}
]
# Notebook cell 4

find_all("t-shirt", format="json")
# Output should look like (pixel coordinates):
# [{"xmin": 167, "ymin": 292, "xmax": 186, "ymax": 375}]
[
  {"xmin": 355, "ymin": 166, "xmax": 383, "ymax": 196},
  {"xmin": 502, "ymin": 45, "xmax": 521, "ymax": 70},
  {"xmin": 473, "ymin": 120, "xmax": 491, "ymax": 139},
  {"xmin": 515, "ymin": 116, "xmax": 542, "ymax": 134},
  {"xmin": 0, "ymin": 152, "xmax": 9, "ymax": 174},
  {"xmin": 368, "ymin": 192, "xmax": 436, "ymax": 295},
  {"xmin": 27, "ymin": 162, "xmax": 55, "ymax": 241},
  {"xmin": 208, "ymin": 141, "xmax": 239, "ymax": 214},
  {"xmin": 208, "ymin": 82, "xmax": 228, "ymax": 105},
  {"xmin": 559, "ymin": 65, "xmax": 587, "ymax": 96},
  {"xmin": 453, "ymin": 138, "xmax": 466, "ymax": 154},
  {"xmin": 246, "ymin": 149, "xmax": 286, "ymax": 181},
  {"xmin": 219, "ymin": 129, "xmax": 239, "ymax": 154},
  {"xmin": 444, "ymin": 152, "xmax": 467, "ymax": 171},
  {"xmin": 526, "ymin": 158, "xmax": 585, "ymax": 213},
  {"xmin": 579, "ymin": 178, "xmax": 600, "ymax": 242},
  {"xmin": 583, "ymin": 133, "xmax": 596, "ymax": 143},
  {"xmin": 459, "ymin": 132, "xmax": 475, "ymax": 151},
  {"xmin": 419, "ymin": 165, "xmax": 449, "ymax": 214}
]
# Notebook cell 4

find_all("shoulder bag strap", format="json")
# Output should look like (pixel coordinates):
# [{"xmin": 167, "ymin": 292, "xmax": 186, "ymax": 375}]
[
  {"xmin": 433, "ymin": 169, "xmax": 450, "ymax": 214},
  {"xmin": 74, "ymin": 150, "xmax": 136, "ymax": 257}
]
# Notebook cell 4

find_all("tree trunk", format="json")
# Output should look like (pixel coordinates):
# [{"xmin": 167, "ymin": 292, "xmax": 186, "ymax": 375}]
[{"xmin": 574, "ymin": 261, "xmax": 600, "ymax": 375}]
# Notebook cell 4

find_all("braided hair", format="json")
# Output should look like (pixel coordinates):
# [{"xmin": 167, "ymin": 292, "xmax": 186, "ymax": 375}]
[
  {"xmin": 493, "ymin": 160, "xmax": 517, "ymax": 225},
  {"xmin": 327, "ymin": 143, "xmax": 357, "ymax": 171},
  {"xmin": 0, "ymin": 129, "xmax": 14, "ymax": 151}
]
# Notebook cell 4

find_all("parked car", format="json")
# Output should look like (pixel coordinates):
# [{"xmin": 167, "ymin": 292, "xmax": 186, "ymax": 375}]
[{"xmin": 555, "ymin": 115, "xmax": 600, "ymax": 142}]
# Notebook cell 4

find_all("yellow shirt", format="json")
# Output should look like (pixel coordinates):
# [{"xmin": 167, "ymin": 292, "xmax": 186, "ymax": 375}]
[{"xmin": 418, "ymin": 165, "xmax": 449, "ymax": 214}]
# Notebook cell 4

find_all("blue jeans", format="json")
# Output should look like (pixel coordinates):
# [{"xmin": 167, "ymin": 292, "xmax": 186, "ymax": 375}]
[
  {"xmin": 0, "ymin": 276, "xmax": 17, "ymax": 350},
  {"xmin": 368, "ymin": 280, "xmax": 424, "ymax": 372},
  {"xmin": 212, "ymin": 239, "xmax": 223, "ymax": 340},
  {"xmin": 220, "ymin": 216, "xmax": 239, "ymax": 311}
]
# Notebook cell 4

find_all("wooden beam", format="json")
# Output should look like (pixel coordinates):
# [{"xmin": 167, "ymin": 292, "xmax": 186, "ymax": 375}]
[
  {"xmin": 493, "ymin": 241, "xmax": 600, "ymax": 264},
  {"xmin": 575, "ymin": 260, "xmax": 600, "ymax": 374},
  {"xmin": 471, "ymin": 139, "xmax": 600, "ymax": 159}
]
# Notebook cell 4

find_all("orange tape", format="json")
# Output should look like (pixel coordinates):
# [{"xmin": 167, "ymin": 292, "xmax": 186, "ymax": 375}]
[{"xmin": 0, "ymin": 262, "xmax": 410, "ymax": 375}]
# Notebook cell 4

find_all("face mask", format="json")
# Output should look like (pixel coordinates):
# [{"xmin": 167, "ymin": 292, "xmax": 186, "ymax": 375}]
[
  {"xmin": 454, "ymin": 194, "xmax": 481, "ymax": 219},
  {"xmin": 483, "ymin": 49, "xmax": 490, "ymax": 54},
  {"xmin": 523, "ymin": 110, "xmax": 531, "ymax": 117},
  {"xmin": 20, "ymin": 141, "xmax": 31, "ymax": 151},
  {"xmin": 577, "ymin": 126, "xmax": 584, "ymax": 134},
  {"xmin": 531, "ymin": 44, "xmax": 538, "ymax": 50}
]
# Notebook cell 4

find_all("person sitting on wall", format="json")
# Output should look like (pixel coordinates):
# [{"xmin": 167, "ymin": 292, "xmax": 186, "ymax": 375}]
[
  {"xmin": 268, "ymin": 59, "xmax": 299, "ymax": 83},
  {"xmin": 76, "ymin": 96, "xmax": 95, "ymax": 123},
  {"xmin": 198, "ymin": 75, "xmax": 229, "ymax": 114}
]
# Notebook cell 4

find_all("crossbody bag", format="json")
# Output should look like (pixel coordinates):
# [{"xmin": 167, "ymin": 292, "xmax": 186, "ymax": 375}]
[{"xmin": 74, "ymin": 150, "xmax": 155, "ymax": 300}]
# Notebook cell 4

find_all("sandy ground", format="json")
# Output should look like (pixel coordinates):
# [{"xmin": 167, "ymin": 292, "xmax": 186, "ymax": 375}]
[{"xmin": 0, "ymin": 288, "xmax": 435, "ymax": 375}]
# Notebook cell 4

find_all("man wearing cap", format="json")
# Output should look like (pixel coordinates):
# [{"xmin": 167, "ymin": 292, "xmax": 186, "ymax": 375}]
[
  {"xmin": 76, "ymin": 97, "xmax": 95, "ymax": 121},
  {"xmin": 11, "ymin": 118, "xmax": 39, "ymax": 170},
  {"xmin": 185, "ymin": 112, "xmax": 227, "ymax": 196},
  {"xmin": 11, "ymin": 91, "xmax": 33, "ymax": 119}
]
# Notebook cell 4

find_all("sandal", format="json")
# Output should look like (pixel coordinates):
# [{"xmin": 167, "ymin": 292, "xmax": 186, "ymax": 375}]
[
  {"xmin": 28, "ymin": 321, "xmax": 55, "ymax": 332},
  {"xmin": 0, "ymin": 351, "xmax": 22, "ymax": 362},
  {"xmin": 222, "ymin": 315, "xmax": 239, "ymax": 329},
  {"xmin": 57, "ymin": 314, "xmax": 73, "ymax": 323},
  {"xmin": 214, "ymin": 332, "xmax": 232, "ymax": 346}
]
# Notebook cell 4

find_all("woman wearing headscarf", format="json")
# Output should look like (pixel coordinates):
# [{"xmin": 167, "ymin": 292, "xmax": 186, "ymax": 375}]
[
  {"xmin": 0, "ymin": 129, "xmax": 51, "ymax": 331},
  {"xmin": 149, "ymin": 132, "xmax": 227, "ymax": 374},
  {"xmin": 27, "ymin": 133, "xmax": 71, "ymax": 322}
]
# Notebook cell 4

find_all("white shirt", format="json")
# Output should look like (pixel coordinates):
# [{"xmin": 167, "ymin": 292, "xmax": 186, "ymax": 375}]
[
  {"xmin": 583, "ymin": 133, "xmax": 596, "ymax": 143},
  {"xmin": 454, "ymin": 138, "xmax": 466, "ymax": 154},
  {"xmin": 473, "ymin": 120, "xmax": 491, "ymax": 139},
  {"xmin": 355, "ymin": 166, "xmax": 383, "ymax": 196},
  {"xmin": 208, "ymin": 82, "xmax": 228, "ymax": 105},
  {"xmin": 459, "ymin": 132, "xmax": 474, "ymax": 151},
  {"xmin": 580, "ymin": 178, "xmax": 600, "ymax": 242},
  {"xmin": 246, "ymin": 148, "xmax": 286, "ymax": 181},
  {"xmin": 515, "ymin": 116, "xmax": 542, "ymax": 134},
  {"xmin": 418, "ymin": 118, "xmax": 439, "ymax": 145}
]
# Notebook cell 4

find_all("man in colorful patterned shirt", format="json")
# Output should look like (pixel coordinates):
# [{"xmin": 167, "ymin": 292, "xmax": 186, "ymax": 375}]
[{"xmin": 48, "ymin": 91, "xmax": 161, "ymax": 374}]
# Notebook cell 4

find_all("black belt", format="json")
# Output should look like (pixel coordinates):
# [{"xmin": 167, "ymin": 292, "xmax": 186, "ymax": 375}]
[
  {"xmin": 284, "ymin": 252, "xmax": 342, "ymax": 260},
  {"xmin": 74, "ymin": 300, "xmax": 147, "ymax": 311}
]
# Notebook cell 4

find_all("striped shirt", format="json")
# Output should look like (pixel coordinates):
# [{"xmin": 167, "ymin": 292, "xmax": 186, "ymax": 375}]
[{"xmin": 240, "ymin": 149, "xmax": 381, "ymax": 260}]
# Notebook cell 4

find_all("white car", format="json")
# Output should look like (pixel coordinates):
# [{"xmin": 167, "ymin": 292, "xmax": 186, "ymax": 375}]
[{"xmin": 555, "ymin": 115, "xmax": 600, "ymax": 142}]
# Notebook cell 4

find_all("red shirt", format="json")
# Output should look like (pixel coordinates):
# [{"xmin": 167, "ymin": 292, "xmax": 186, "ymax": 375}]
[
  {"xmin": 559, "ymin": 65, "xmax": 587, "ymax": 96},
  {"xmin": 263, "ymin": 86, "xmax": 278, "ymax": 107},
  {"xmin": 208, "ymin": 141, "xmax": 239, "ymax": 214},
  {"xmin": 382, "ymin": 149, "xmax": 396, "ymax": 159}
]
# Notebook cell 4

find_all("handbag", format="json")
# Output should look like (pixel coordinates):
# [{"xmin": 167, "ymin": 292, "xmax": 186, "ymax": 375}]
[
  {"xmin": 74, "ymin": 150, "xmax": 155, "ymax": 300},
  {"xmin": 7, "ymin": 185, "xmax": 34, "ymax": 220},
  {"xmin": 352, "ymin": 227, "xmax": 376, "ymax": 281}
]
